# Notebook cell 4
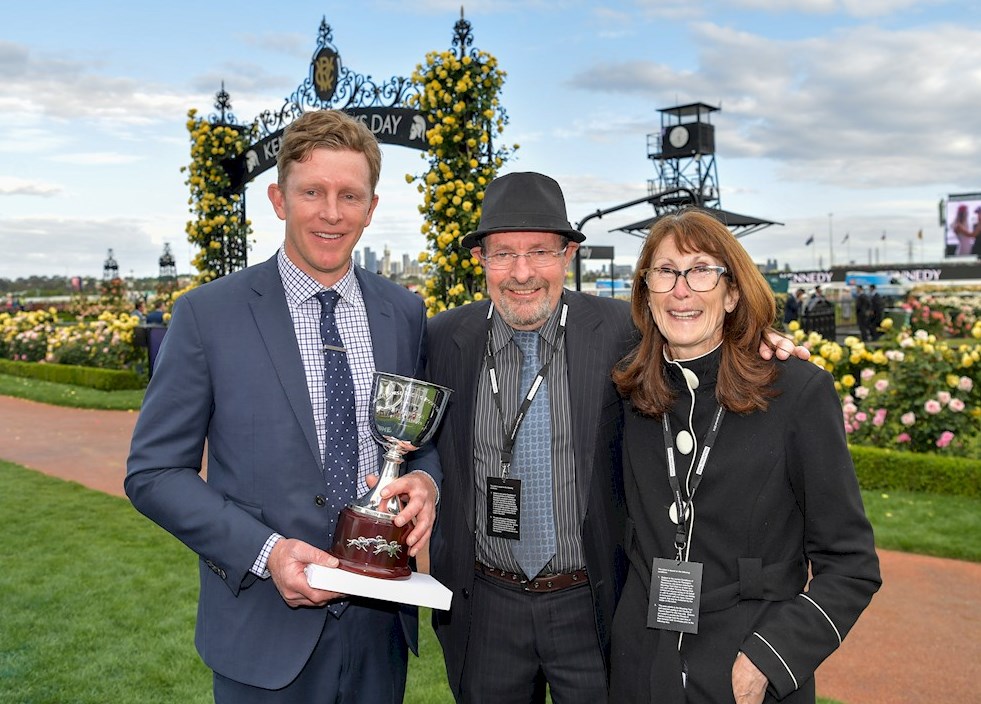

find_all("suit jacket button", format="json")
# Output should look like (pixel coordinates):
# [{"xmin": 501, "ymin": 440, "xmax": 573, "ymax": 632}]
[{"xmin": 315, "ymin": 495, "xmax": 327, "ymax": 507}]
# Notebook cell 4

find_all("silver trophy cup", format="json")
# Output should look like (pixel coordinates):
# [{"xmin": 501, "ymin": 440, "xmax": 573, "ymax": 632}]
[{"xmin": 329, "ymin": 372, "xmax": 452, "ymax": 578}]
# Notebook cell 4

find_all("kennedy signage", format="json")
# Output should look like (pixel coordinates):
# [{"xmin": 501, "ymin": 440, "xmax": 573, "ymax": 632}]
[
  {"xmin": 220, "ymin": 107, "xmax": 427, "ymax": 192},
  {"xmin": 782, "ymin": 264, "xmax": 981, "ymax": 284},
  {"xmin": 786, "ymin": 270, "xmax": 835, "ymax": 285}
]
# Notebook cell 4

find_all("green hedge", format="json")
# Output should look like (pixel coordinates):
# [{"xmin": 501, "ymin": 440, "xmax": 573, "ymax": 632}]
[
  {"xmin": 0, "ymin": 359, "xmax": 145, "ymax": 391},
  {"xmin": 851, "ymin": 444, "xmax": 979, "ymax": 498}
]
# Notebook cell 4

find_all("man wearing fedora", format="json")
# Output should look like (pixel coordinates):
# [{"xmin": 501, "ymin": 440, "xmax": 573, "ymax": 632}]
[
  {"xmin": 425, "ymin": 172, "xmax": 809, "ymax": 703},
  {"xmin": 426, "ymin": 172, "xmax": 632, "ymax": 703}
]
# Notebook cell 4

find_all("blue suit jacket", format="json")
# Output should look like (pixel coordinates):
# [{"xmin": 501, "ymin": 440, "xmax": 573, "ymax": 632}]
[{"xmin": 125, "ymin": 255, "xmax": 440, "ymax": 689}]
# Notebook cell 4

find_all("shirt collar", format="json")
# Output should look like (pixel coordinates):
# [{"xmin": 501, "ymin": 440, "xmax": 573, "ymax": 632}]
[{"xmin": 278, "ymin": 248, "xmax": 357, "ymax": 306}]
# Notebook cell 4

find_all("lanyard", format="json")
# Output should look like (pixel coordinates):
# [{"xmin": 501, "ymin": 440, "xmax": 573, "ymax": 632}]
[
  {"xmin": 662, "ymin": 404, "xmax": 726, "ymax": 555},
  {"xmin": 485, "ymin": 302, "xmax": 568, "ymax": 475}
]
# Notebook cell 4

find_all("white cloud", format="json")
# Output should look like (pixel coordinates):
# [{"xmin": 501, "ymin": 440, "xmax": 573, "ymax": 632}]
[
  {"xmin": 0, "ymin": 177, "xmax": 62, "ymax": 197},
  {"xmin": 45, "ymin": 152, "xmax": 144, "ymax": 166},
  {"xmin": 728, "ymin": 0, "xmax": 934, "ymax": 17},
  {"xmin": 568, "ymin": 22, "xmax": 981, "ymax": 190},
  {"xmin": 0, "ymin": 216, "xmax": 169, "ymax": 279}
]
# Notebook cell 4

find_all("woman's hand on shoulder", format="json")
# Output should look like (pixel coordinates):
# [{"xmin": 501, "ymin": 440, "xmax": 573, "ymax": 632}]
[{"xmin": 759, "ymin": 329, "xmax": 810, "ymax": 361}]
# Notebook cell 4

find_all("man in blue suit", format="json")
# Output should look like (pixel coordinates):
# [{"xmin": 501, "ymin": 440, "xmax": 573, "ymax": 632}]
[{"xmin": 126, "ymin": 110, "xmax": 440, "ymax": 703}]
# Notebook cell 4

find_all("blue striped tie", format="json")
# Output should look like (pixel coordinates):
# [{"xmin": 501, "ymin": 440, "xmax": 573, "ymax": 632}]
[
  {"xmin": 510, "ymin": 331, "xmax": 556, "ymax": 579},
  {"xmin": 315, "ymin": 290, "xmax": 358, "ymax": 544}
]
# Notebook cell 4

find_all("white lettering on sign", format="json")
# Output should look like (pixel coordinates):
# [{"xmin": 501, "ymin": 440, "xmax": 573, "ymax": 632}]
[
  {"xmin": 353, "ymin": 113, "xmax": 404, "ymax": 136},
  {"xmin": 898, "ymin": 269, "xmax": 943, "ymax": 282},
  {"xmin": 790, "ymin": 271, "xmax": 833, "ymax": 284},
  {"xmin": 374, "ymin": 113, "xmax": 402, "ymax": 135},
  {"xmin": 262, "ymin": 136, "xmax": 283, "ymax": 162}
]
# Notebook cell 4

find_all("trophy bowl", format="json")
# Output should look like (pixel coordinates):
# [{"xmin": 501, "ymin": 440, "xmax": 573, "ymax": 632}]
[{"xmin": 329, "ymin": 372, "xmax": 452, "ymax": 579}]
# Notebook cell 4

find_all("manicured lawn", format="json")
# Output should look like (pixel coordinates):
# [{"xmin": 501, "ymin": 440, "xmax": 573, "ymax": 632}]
[
  {"xmin": 0, "ymin": 373, "xmax": 144, "ymax": 410},
  {"xmin": 0, "ymin": 460, "xmax": 451, "ymax": 704},
  {"xmin": 861, "ymin": 489, "xmax": 981, "ymax": 562},
  {"xmin": 4, "ymin": 459, "xmax": 973, "ymax": 702}
]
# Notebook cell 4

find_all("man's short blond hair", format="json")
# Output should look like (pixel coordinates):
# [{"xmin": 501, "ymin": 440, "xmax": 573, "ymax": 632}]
[{"xmin": 276, "ymin": 110, "xmax": 382, "ymax": 191}]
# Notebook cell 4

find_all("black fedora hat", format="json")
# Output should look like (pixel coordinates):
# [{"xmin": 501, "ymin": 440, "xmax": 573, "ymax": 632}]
[{"xmin": 460, "ymin": 172, "xmax": 586, "ymax": 249}]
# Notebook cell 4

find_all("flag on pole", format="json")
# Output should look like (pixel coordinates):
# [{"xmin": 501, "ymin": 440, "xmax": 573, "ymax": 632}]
[
  {"xmin": 881, "ymin": 232, "xmax": 887, "ymax": 241},
  {"xmin": 917, "ymin": 229, "xmax": 923, "ymax": 240},
  {"xmin": 841, "ymin": 233, "xmax": 849, "ymax": 244},
  {"xmin": 805, "ymin": 235, "xmax": 814, "ymax": 246}
]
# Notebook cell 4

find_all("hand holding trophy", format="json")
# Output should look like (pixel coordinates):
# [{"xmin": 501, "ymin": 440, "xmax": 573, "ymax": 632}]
[{"xmin": 329, "ymin": 372, "xmax": 451, "ymax": 579}]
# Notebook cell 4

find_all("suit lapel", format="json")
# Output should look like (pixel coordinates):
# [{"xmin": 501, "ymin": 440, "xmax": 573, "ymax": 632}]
[
  {"xmin": 354, "ymin": 267, "xmax": 398, "ymax": 374},
  {"xmin": 449, "ymin": 303, "xmax": 490, "ymax": 533},
  {"xmin": 249, "ymin": 257, "xmax": 323, "ymax": 470},
  {"xmin": 563, "ymin": 292, "xmax": 608, "ymax": 515}
]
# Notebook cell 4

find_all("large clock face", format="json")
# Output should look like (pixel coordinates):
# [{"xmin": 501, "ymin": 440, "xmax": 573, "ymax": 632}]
[{"xmin": 668, "ymin": 125, "xmax": 690, "ymax": 149}]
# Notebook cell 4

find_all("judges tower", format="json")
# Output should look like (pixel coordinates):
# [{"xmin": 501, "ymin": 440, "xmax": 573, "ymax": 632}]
[{"xmin": 647, "ymin": 102, "xmax": 720, "ymax": 213}]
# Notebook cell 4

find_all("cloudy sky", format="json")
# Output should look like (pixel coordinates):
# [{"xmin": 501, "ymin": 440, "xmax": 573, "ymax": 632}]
[{"xmin": 3, "ymin": 0, "xmax": 980, "ymax": 281}]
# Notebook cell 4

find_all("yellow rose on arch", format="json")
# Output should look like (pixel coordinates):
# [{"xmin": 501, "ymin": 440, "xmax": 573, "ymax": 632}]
[{"xmin": 407, "ymin": 33, "xmax": 517, "ymax": 317}]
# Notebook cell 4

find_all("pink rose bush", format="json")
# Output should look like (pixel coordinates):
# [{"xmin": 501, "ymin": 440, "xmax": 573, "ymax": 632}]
[{"xmin": 800, "ymin": 317, "xmax": 981, "ymax": 455}]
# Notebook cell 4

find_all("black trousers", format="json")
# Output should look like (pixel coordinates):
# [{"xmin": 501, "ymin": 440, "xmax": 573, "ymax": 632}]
[{"xmin": 458, "ymin": 573, "xmax": 607, "ymax": 704}]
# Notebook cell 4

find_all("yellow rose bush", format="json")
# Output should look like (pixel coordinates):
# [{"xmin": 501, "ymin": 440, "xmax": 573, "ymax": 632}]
[
  {"xmin": 407, "ymin": 41, "xmax": 517, "ymax": 317},
  {"xmin": 0, "ymin": 308, "xmax": 143, "ymax": 370},
  {"xmin": 182, "ymin": 109, "xmax": 254, "ymax": 284}
]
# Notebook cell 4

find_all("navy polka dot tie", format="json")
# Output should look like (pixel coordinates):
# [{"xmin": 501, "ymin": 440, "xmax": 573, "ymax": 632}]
[
  {"xmin": 510, "ymin": 331, "xmax": 556, "ymax": 579},
  {"xmin": 315, "ymin": 290, "xmax": 358, "ymax": 543}
]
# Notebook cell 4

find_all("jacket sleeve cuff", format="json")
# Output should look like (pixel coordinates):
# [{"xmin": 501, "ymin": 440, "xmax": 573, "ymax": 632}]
[{"xmin": 740, "ymin": 633, "xmax": 799, "ymax": 699}]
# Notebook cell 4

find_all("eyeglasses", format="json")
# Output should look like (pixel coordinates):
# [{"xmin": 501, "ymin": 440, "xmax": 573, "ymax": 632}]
[
  {"xmin": 480, "ymin": 247, "xmax": 569, "ymax": 270},
  {"xmin": 642, "ymin": 265, "xmax": 729, "ymax": 293}
]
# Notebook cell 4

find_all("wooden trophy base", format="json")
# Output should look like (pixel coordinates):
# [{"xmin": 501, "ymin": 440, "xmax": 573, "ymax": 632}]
[{"xmin": 329, "ymin": 506, "xmax": 412, "ymax": 579}]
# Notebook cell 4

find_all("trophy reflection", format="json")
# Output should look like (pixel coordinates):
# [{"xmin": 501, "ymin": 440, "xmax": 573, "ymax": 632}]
[{"xmin": 329, "ymin": 372, "xmax": 452, "ymax": 579}]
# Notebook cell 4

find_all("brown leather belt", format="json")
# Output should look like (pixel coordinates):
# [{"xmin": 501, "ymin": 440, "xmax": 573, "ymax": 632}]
[{"xmin": 475, "ymin": 561, "xmax": 588, "ymax": 593}]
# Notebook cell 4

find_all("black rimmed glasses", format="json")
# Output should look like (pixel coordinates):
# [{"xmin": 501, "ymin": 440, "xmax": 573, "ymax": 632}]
[
  {"xmin": 643, "ymin": 265, "xmax": 729, "ymax": 293},
  {"xmin": 480, "ymin": 247, "xmax": 569, "ymax": 270}
]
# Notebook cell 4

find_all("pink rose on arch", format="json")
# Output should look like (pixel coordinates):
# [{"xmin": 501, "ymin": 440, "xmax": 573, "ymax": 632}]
[
  {"xmin": 874, "ymin": 379, "xmax": 889, "ymax": 393},
  {"xmin": 855, "ymin": 411, "xmax": 868, "ymax": 423},
  {"xmin": 924, "ymin": 400, "xmax": 942, "ymax": 415},
  {"xmin": 901, "ymin": 412, "xmax": 916, "ymax": 426},
  {"xmin": 897, "ymin": 433, "xmax": 911, "ymax": 443},
  {"xmin": 959, "ymin": 377, "xmax": 973, "ymax": 392},
  {"xmin": 860, "ymin": 368, "xmax": 875, "ymax": 381},
  {"xmin": 855, "ymin": 387, "xmax": 870, "ymax": 399},
  {"xmin": 948, "ymin": 398, "xmax": 965, "ymax": 412},
  {"xmin": 843, "ymin": 402, "xmax": 858, "ymax": 415},
  {"xmin": 937, "ymin": 391, "xmax": 951, "ymax": 405},
  {"xmin": 936, "ymin": 431, "xmax": 955, "ymax": 448},
  {"xmin": 872, "ymin": 409, "xmax": 888, "ymax": 427}
]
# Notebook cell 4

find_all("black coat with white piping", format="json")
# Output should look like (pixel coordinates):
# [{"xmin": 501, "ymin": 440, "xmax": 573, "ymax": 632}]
[{"xmin": 610, "ymin": 349, "xmax": 880, "ymax": 703}]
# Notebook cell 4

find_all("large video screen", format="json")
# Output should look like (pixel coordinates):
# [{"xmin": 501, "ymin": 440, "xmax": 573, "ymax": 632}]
[{"xmin": 945, "ymin": 193, "xmax": 981, "ymax": 258}]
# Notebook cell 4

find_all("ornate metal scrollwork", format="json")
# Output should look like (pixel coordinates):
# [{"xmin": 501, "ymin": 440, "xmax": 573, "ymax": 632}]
[
  {"xmin": 208, "ymin": 81, "xmax": 241, "ymax": 127},
  {"xmin": 452, "ymin": 9, "xmax": 477, "ymax": 59},
  {"xmin": 250, "ymin": 17, "xmax": 418, "ymax": 139}
]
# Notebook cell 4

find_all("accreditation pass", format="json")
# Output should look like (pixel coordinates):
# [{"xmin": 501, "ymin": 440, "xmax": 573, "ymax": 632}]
[{"xmin": 647, "ymin": 558, "xmax": 703, "ymax": 634}]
